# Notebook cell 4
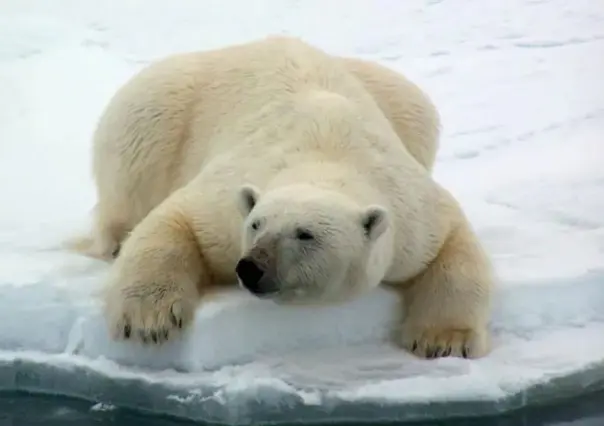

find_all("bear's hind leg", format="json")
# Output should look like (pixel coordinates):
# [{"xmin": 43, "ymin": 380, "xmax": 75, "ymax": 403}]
[
  {"xmin": 89, "ymin": 212, "xmax": 130, "ymax": 260},
  {"xmin": 396, "ymin": 221, "xmax": 494, "ymax": 359},
  {"xmin": 63, "ymin": 206, "xmax": 130, "ymax": 262}
]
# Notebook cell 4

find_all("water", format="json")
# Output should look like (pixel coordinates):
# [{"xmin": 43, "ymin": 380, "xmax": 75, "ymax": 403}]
[{"xmin": 0, "ymin": 391, "xmax": 602, "ymax": 426}]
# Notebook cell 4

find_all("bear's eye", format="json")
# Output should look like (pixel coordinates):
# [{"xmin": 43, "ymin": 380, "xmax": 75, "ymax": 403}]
[
  {"xmin": 295, "ymin": 228, "xmax": 314, "ymax": 241},
  {"xmin": 250, "ymin": 220, "xmax": 261, "ymax": 231}
]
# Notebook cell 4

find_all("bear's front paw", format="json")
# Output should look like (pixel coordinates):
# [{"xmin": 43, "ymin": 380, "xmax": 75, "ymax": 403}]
[
  {"xmin": 104, "ymin": 280, "xmax": 197, "ymax": 345},
  {"xmin": 399, "ymin": 326, "xmax": 489, "ymax": 359}
]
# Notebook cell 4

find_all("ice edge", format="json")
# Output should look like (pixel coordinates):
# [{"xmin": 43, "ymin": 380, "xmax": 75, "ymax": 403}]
[{"xmin": 0, "ymin": 348, "xmax": 603, "ymax": 425}]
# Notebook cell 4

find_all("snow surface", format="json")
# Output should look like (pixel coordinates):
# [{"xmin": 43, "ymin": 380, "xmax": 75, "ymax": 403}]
[{"xmin": 1, "ymin": 0, "xmax": 603, "ymax": 424}]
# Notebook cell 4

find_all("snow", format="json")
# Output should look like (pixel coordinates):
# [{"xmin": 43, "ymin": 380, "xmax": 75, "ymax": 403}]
[{"xmin": 0, "ymin": 0, "xmax": 603, "ymax": 424}]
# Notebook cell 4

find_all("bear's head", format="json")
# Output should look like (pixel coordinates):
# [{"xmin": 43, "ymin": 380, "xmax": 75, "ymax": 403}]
[{"xmin": 235, "ymin": 183, "xmax": 391, "ymax": 305}]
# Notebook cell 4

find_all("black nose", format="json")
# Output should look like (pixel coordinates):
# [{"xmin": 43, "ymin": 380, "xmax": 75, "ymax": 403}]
[{"xmin": 235, "ymin": 257, "xmax": 265, "ymax": 294}]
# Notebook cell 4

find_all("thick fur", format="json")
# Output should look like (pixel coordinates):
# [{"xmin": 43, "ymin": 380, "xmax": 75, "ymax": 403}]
[{"xmin": 68, "ymin": 36, "xmax": 493, "ymax": 359}]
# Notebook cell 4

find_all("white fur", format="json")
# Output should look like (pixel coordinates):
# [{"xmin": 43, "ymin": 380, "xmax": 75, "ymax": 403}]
[{"xmin": 67, "ymin": 36, "xmax": 493, "ymax": 359}]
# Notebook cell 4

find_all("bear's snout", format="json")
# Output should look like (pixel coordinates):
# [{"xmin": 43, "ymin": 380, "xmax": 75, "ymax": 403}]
[{"xmin": 236, "ymin": 257, "xmax": 277, "ymax": 297}]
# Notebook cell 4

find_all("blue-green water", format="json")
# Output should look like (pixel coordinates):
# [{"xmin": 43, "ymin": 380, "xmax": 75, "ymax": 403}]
[{"xmin": 0, "ymin": 390, "xmax": 603, "ymax": 426}]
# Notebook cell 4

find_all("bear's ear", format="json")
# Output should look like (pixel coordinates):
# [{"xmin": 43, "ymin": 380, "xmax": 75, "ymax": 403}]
[
  {"xmin": 360, "ymin": 205, "xmax": 388, "ymax": 241},
  {"xmin": 237, "ymin": 184, "xmax": 262, "ymax": 217}
]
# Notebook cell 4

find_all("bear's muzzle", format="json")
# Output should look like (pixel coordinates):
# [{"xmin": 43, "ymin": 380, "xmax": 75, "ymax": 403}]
[{"xmin": 235, "ymin": 255, "xmax": 279, "ymax": 297}]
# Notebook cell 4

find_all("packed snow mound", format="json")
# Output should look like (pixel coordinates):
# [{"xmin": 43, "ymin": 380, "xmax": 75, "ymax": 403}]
[{"xmin": 1, "ymin": 0, "xmax": 604, "ymax": 424}]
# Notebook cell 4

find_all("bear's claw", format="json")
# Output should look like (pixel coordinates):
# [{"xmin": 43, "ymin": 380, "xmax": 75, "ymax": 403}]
[
  {"xmin": 107, "ymin": 290, "xmax": 195, "ymax": 345},
  {"xmin": 400, "ymin": 327, "xmax": 488, "ymax": 359}
]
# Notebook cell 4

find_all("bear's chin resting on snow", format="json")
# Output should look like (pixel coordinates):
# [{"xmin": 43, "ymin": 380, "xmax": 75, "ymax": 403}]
[{"xmin": 67, "ymin": 35, "xmax": 494, "ymax": 360}]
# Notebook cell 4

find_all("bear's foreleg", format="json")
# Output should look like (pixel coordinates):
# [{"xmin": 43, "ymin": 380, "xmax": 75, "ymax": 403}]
[
  {"xmin": 396, "ymin": 221, "xmax": 493, "ymax": 359},
  {"xmin": 101, "ymin": 199, "xmax": 210, "ymax": 344}
]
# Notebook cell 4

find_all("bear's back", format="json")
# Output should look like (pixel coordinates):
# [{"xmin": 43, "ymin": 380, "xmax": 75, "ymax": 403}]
[{"xmin": 179, "ymin": 36, "xmax": 396, "ymax": 171}]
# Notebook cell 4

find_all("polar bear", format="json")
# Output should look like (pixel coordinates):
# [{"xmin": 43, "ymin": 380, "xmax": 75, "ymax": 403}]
[{"xmin": 69, "ymin": 36, "xmax": 493, "ymax": 359}]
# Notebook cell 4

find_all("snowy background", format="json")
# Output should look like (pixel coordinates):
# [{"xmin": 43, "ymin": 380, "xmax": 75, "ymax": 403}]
[{"xmin": 0, "ymin": 0, "xmax": 603, "ymax": 424}]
